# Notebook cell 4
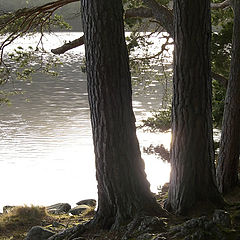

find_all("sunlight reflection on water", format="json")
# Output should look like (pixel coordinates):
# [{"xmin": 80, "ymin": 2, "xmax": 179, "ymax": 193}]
[{"xmin": 0, "ymin": 33, "xmax": 171, "ymax": 211}]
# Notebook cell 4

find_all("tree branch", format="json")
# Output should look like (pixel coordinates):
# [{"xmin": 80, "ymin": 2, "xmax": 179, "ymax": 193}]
[
  {"xmin": 0, "ymin": 0, "xmax": 79, "ymax": 62},
  {"xmin": 142, "ymin": 0, "xmax": 174, "ymax": 36},
  {"xmin": 211, "ymin": 72, "xmax": 228, "ymax": 88},
  {"xmin": 211, "ymin": 0, "xmax": 232, "ymax": 9},
  {"xmin": 51, "ymin": 35, "xmax": 84, "ymax": 54},
  {"xmin": 50, "ymin": 4, "xmax": 173, "ymax": 54},
  {"xmin": 51, "ymin": 0, "xmax": 232, "ymax": 55},
  {"xmin": 125, "ymin": 7, "xmax": 153, "ymax": 19},
  {"xmin": 0, "ymin": 0, "xmax": 231, "ymax": 89}
]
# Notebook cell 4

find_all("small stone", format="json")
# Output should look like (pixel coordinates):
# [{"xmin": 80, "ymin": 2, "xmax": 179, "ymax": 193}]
[
  {"xmin": 69, "ymin": 204, "xmax": 91, "ymax": 215},
  {"xmin": 25, "ymin": 226, "xmax": 55, "ymax": 240},
  {"xmin": 212, "ymin": 209, "xmax": 231, "ymax": 227},
  {"xmin": 76, "ymin": 199, "xmax": 96, "ymax": 207},
  {"xmin": 46, "ymin": 203, "xmax": 71, "ymax": 214}
]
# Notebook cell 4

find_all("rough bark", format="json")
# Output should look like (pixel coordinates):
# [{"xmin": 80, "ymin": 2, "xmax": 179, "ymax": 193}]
[
  {"xmin": 216, "ymin": 0, "xmax": 240, "ymax": 194},
  {"xmin": 81, "ymin": 0, "xmax": 166, "ymax": 229},
  {"xmin": 166, "ymin": 0, "xmax": 222, "ymax": 215}
]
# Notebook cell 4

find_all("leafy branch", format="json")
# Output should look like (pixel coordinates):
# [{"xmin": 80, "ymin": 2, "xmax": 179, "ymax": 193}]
[{"xmin": 0, "ymin": 0, "xmax": 78, "ymax": 63}]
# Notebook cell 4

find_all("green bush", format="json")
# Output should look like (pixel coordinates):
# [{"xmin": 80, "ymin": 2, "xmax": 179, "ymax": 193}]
[{"xmin": 139, "ymin": 107, "xmax": 171, "ymax": 132}]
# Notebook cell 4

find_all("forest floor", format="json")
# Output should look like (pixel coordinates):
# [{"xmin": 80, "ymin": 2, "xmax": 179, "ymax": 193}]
[{"xmin": 1, "ymin": 185, "xmax": 240, "ymax": 240}]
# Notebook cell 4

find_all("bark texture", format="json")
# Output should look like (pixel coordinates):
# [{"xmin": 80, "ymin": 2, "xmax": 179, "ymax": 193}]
[
  {"xmin": 216, "ymin": 0, "xmax": 240, "ymax": 194},
  {"xmin": 166, "ymin": 0, "xmax": 222, "ymax": 215},
  {"xmin": 81, "ymin": 0, "xmax": 165, "ymax": 229}
]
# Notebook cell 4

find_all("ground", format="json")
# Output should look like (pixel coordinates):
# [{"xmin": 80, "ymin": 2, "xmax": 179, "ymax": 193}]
[{"xmin": 2, "ymin": 185, "xmax": 240, "ymax": 240}]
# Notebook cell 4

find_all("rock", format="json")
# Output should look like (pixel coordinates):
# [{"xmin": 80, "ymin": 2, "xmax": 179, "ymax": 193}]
[
  {"xmin": 69, "ymin": 204, "xmax": 91, "ymax": 215},
  {"xmin": 212, "ymin": 209, "xmax": 231, "ymax": 227},
  {"xmin": 25, "ymin": 226, "xmax": 55, "ymax": 240},
  {"xmin": 46, "ymin": 203, "xmax": 71, "ymax": 214},
  {"xmin": 76, "ymin": 199, "xmax": 96, "ymax": 208}
]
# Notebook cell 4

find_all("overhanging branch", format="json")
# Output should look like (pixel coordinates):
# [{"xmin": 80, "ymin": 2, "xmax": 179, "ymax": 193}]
[
  {"xmin": 125, "ymin": 7, "xmax": 153, "ymax": 19},
  {"xmin": 0, "ymin": 0, "xmax": 231, "ymax": 88},
  {"xmin": 142, "ymin": 0, "xmax": 174, "ymax": 36},
  {"xmin": 50, "ymin": 4, "xmax": 173, "ymax": 54},
  {"xmin": 211, "ymin": 72, "xmax": 228, "ymax": 88},
  {"xmin": 51, "ymin": 35, "xmax": 84, "ymax": 54},
  {"xmin": 211, "ymin": 0, "xmax": 232, "ymax": 9},
  {"xmin": 0, "ymin": 0, "xmax": 79, "ymax": 62}
]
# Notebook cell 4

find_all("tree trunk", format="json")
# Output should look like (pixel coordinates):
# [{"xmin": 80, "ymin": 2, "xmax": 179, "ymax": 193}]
[
  {"xmin": 81, "ymin": 0, "xmax": 165, "ymax": 229},
  {"xmin": 216, "ymin": 0, "xmax": 240, "ymax": 194},
  {"xmin": 166, "ymin": 0, "xmax": 222, "ymax": 215}
]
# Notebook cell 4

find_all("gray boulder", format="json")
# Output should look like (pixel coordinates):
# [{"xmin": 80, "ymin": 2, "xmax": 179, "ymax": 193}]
[
  {"xmin": 25, "ymin": 226, "xmax": 55, "ymax": 240},
  {"xmin": 69, "ymin": 204, "xmax": 91, "ymax": 215},
  {"xmin": 46, "ymin": 203, "xmax": 71, "ymax": 214},
  {"xmin": 76, "ymin": 199, "xmax": 96, "ymax": 208}
]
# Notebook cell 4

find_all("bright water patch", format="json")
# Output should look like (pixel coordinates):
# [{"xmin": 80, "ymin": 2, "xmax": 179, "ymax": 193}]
[{"xmin": 0, "ymin": 33, "xmax": 171, "ymax": 211}]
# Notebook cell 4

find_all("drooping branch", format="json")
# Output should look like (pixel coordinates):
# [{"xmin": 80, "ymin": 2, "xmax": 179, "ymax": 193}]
[
  {"xmin": 0, "ymin": 0, "xmax": 231, "ymax": 89},
  {"xmin": 50, "ymin": 5, "xmax": 173, "ymax": 54},
  {"xmin": 211, "ymin": 72, "xmax": 228, "ymax": 88},
  {"xmin": 2, "ymin": 0, "xmax": 231, "ymax": 57},
  {"xmin": 125, "ymin": 7, "xmax": 153, "ymax": 19},
  {"xmin": 211, "ymin": 0, "xmax": 232, "ymax": 9},
  {"xmin": 142, "ymin": 0, "xmax": 174, "ymax": 36},
  {"xmin": 51, "ymin": 0, "xmax": 232, "ymax": 55},
  {"xmin": 0, "ymin": 0, "xmax": 79, "ymax": 62}
]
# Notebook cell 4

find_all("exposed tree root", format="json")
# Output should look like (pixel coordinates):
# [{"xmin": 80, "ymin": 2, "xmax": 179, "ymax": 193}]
[{"xmin": 48, "ymin": 212, "xmax": 168, "ymax": 240}]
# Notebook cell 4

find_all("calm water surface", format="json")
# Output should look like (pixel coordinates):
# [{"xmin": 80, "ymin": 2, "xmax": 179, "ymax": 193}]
[{"xmin": 0, "ymin": 33, "xmax": 171, "ymax": 211}]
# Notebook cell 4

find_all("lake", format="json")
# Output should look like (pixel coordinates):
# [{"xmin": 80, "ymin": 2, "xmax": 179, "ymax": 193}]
[{"xmin": 0, "ymin": 32, "xmax": 171, "ymax": 211}]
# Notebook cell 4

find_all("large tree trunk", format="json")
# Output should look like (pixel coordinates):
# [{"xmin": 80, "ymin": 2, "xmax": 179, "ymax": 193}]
[
  {"xmin": 81, "ymin": 0, "xmax": 165, "ymax": 229},
  {"xmin": 166, "ymin": 0, "xmax": 222, "ymax": 215},
  {"xmin": 216, "ymin": 0, "xmax": 240, "ymax": 194}
]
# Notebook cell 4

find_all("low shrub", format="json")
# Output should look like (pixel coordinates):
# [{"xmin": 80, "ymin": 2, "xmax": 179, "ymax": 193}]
[{"xmin": 139, "ymin": 107, "xmax": 171, "ymax": 132}]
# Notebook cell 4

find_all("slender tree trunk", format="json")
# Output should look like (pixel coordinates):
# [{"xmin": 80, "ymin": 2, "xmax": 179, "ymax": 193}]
[
  {"xmin": 81, "ymin": 0, "xmax": 165, "ymax": 229},
  {"xmin": 216, "ymin": 0, "xmax": 240, "ymax": 194},
  {"xmin": 166, "ymin": 0, "xmax": 222, "ymax": 215}
]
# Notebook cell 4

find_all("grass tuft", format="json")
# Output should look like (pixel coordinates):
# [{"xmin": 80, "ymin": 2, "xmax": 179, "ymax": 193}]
[{"xmin": 0, "ymin": 205, "xmax": 48, "ymax": 235}]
